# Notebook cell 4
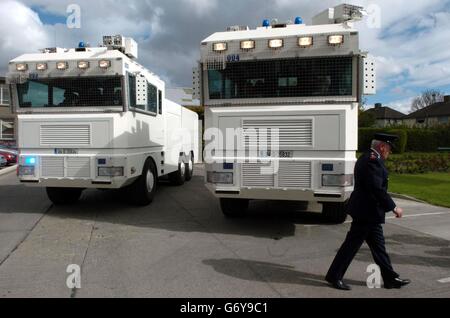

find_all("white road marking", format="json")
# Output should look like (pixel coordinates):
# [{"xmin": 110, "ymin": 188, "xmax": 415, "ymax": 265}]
[
  {"xmin": 304, "ymin": 211, "xmax": 450, "ymax": 228},
  {"xmin": 438, "ymin": 277, "xmax": 450, "ymax": 284},
  {"xmin": 386, "ymin": 211, "xmax": 450, "ymax": 220}
]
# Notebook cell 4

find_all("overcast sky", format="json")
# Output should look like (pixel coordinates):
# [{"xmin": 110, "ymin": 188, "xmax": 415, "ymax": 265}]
[{"xmin": 0, "ymin": 0, "xmax": 449, "ymax": 113}]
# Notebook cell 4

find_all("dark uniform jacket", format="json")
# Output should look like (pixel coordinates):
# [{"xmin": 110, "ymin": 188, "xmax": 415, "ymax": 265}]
[{"xmin": 347, "ymin": 149, "xmax": 396, "ymax": 224}]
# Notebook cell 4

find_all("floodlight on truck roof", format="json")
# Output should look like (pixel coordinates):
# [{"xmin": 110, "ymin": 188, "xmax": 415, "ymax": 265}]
[
  {"xmin": 16, "ymin": 63, "xmax": 28, "ymax": 72},
  {"xmin": 77, "ymin": 61, "xmax": 90, "ymax": 70},
  {"xmin": 213, "ymin": 42, "xmax": 227, "ymax": 52},
  {"xmin": 56, "ymin": 61, "xmax": 68, "ymax": 70},
  {"xmin": 99, "ymin": 60, "xmax": 111, "ymax": 69},
  {"xmin": 36, "ymin": 63, "xmax": 48, "ymax": 71},
  {"xmin": 298, "ymin": 36, "xmax": 313, "ymax": 47}
]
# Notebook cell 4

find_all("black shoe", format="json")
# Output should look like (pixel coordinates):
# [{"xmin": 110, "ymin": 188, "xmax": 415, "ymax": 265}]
[
  {"xmin": 326, "ymin": 278, "xmax": 352, "ymax": 291},
  {"xmin": 384, "ymin": 278, "xmax": 411, "ymax": 289}
]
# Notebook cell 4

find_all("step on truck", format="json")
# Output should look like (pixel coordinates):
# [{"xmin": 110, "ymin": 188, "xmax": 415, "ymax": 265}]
[{"xmin": 8, "ymin": 35, "xmax": 199, "ymax": 206}]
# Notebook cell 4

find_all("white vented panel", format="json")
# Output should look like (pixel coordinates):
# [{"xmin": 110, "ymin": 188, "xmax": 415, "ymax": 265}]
[
  {"xmin": 67, "ymin": 157, "xmax": 91, "ymax": 178},
  {"xmin": 242, "ymin": 162, "xmax": 275, "ymax": 188},
  {"xmin": 243, "ymin": 119, "xmax": 313, "ymax": 149},
  {"xmin": 136, "ymin": 75, "xmax": 148, "ymax": 106},
  {"xmin": 192, "ymin": 66, "xmax": 201, "ymax": 100},
  {"xmin": 278, "ymin": 161, "xmax": 312, "ymax": 189},
  {"xmin": 41, "ymin": 157, "xmax": 64, "ymax": 178},
  {"xmin": 40, "ymin": 125, "xmax": 91, "ymax": 146},
  {"xmin": 362, "ymin": 56, "xmax": 376, "ymax": 95}
]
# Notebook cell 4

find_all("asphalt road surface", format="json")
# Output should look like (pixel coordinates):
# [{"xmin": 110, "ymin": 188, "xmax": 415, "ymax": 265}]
[{"xmin": 0, "ymin": 165, "xmax": 449, "ymax": 298}]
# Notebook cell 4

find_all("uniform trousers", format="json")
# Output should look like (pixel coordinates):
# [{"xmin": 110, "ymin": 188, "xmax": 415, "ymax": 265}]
[{"xmin": 326, "ymin": 222, "xmax": 399, "ymax": 282}]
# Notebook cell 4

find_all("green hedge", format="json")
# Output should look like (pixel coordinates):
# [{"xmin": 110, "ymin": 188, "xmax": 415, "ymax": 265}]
[
  {"xmin": 406, "ymin": 126, "xmax": 450, "ymax": 152},
  {"xmin": 385, "ymin": 153, "xmax": 450, "ymax": 174},
  {"xmin": 359, "ymin": 126, "xmax": 450, "ymax": 153},
  {"xmin": 359, "ymin": 128, "xmax": 408, "ymax": 154}
]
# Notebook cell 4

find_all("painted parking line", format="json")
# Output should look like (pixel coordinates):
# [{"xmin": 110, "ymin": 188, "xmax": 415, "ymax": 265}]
[
  {"xmin": 304, "ymin": 211, "xmax": 450, "ymax": 228},
  {"xmin": 356, "ymin": 212, "xmax": 450, "ymax": 223},
  {"xmin": 438, "ymin": 277, "xmax": 450, "ymax": 284}
]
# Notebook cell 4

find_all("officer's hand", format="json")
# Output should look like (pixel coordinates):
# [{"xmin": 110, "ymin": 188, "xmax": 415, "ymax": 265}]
[{"xmin": 394, "ymin": 207, "xmax": 404, "ymax": 218}]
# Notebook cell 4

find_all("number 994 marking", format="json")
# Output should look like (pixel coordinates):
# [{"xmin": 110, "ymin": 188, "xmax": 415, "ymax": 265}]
[{"xmin": 227, "ymin": 54, "xmax": 240, "ymax": 62}]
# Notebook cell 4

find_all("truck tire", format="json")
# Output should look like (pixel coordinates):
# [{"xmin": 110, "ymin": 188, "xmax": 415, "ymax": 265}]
[
  {"xmin": 46, "ymin": 187, "xmax": 83, "ymax": 205},
  {"xmin": 185, "ymin": 153, "xmax": 194, "ymax": 182},
  {"xmin": 220, "ymin": 198, "xmax": 249, "ymax": 218},
  {"xmin": 322, "ymin": 202, "xmax": 348, "ymax": 224},
  {"xmin": 127, "ymin": 159, "xmax": 157, "ymax": 206},
  {"xmin": 169, "ymin": 160, "xmax": 186, "ymax": 186}
]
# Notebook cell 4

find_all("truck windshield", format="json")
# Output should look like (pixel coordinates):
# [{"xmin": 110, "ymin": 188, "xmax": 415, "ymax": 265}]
[
  {"xmin": 208, "ymin": 56, "xmax": 353, "ymax": 100},
  {"xmin": 17, "ymin": 76, "xmax": 123, "ymax": 108}
]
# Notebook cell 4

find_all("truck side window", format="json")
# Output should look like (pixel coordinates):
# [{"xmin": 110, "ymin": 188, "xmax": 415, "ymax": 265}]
[
  {"xmin": 128, "ymin": 74, "xmax": 136, "ymax": 108},
  {"xmin": 158, "ymin": 90, "xmax": 162, "ymax": 114},
  {"xmin": 147, "ymin": 83, "xmax": 157, "ymax": 113}
]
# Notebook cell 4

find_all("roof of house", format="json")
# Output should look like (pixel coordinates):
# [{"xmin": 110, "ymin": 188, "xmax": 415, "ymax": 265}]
[
  {"xmin": 365, "ymin": 106, "xmax": 405, "ymax": 120},
  {"xmin": 404, "ymin": 101, "xmax": 450, "ymax": 119},
  {"xmin": 166, "ymin": 87, "xmax": 200, "ymax": 107}
]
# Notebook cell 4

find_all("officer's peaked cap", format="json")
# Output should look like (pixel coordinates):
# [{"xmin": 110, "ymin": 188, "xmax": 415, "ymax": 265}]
[{"xmin": 374, "ymin": 133, "xmax": 399, "ymax": 149}]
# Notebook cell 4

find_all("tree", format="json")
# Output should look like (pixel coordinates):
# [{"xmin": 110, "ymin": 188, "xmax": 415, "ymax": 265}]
[
  {"xmin": 411, "ymin": 89, "xmax": 444, "ymax": 112},
  {"xmin": 359, "ymin": 111, "xmax": 376, "ymax": 128},
  {"xmin": 358, "ymin": 99, "xmax": 376, "ymax": 128}
]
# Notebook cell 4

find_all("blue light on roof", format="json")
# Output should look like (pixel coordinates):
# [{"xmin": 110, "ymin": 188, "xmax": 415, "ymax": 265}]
[
  {"xmin": 78, "ymin": 41, "xmax": 86, "ymax": 48},
  {"xmin": 262, "ymin": 19, "xmax": 270, "ymax": 27},
  {"xmin": 295, "ymin": 17, "xmax": 303, "ymax": 25}
]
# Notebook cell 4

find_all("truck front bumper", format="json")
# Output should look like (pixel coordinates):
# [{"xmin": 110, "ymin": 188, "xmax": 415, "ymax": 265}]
[
  {"xmin": 17, "ymin": 154, "xmax": 136, "ymax": 189},
  {"xmin": 206, "ymin": 183, "xmax": 352, "ymax": 203}
]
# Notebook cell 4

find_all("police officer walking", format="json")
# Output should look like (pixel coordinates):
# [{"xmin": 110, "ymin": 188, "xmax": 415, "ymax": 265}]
[{"xmin": 325, "ymin": 134, "xmax": 411, "ymax": 291}]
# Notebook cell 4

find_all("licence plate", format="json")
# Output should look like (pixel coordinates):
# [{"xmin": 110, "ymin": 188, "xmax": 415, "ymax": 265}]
[
  {"xmin": 54, "ymin": 149, "xmax": 79, "ymax": 155},
  {"xmin": 279, "ymin": 151, "xmax": 293, "ymax": 158},
  {"xmin": 258, "ymin": 151, "xmax": 293, "ymax": 158}
]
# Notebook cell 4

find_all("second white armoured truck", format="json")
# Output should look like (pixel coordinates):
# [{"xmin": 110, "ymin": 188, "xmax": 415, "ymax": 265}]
[{"xmin": 194, "ymin": 4, "xmax": 375, "ymax": 223}]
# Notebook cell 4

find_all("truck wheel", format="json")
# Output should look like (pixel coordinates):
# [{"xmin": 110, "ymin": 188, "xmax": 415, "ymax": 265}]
[
  {"xmin": 220, "ymin": 198, "xmax": 249, "ymax": 218},
  {"xmin": 127, "ymin": 159, "xmax": 157, "ymax": 206},
  {"xmin": 46, "ymin": 188, "xmax": 83, "ymax": 205},
  {"xmin": 169, "ymin": 160, "xmax": 186, "ymax": 186},
  {"xmin": 322, "ymin": 202, "xmax": 348, "ymax": 224},
  {"xmin": 185, "ymin": 153, "xmax": 194, "ymax": 182}
]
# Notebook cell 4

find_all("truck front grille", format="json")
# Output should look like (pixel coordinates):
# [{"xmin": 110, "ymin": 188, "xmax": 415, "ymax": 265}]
[
  {"xmin": 278, "ymin": 161, "xmax": 312, "ymax": 189},
  {"xmin": 242, "ymin": 161, "xmax": 312, "ymax": 189},
  {"xmin": 242, "ymin": 118, "xmax": 313, "ymax": 149},
  {"xmin": 40, "ymin": 125, "xmax": 91, "ymax": 146},
  {"xmin": 242, "ymin": 162, "xmax": 275, "ymax": 188},
  {"xmin": 41, "ymin": 157, "xmax": 91, "ymax": 179},
  {"xmin": 41, "ymin": 157, "xmax": 65, "ymax": 178}
]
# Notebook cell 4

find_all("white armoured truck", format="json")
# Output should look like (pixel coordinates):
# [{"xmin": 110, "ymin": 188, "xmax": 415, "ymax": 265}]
[
  {"xmin": 8, "ymin": 35, "xmax": 199, "ymax": 206},
  {"xmin": 194, "ymin": 4, "xmax": 376, "ymax": 222}
]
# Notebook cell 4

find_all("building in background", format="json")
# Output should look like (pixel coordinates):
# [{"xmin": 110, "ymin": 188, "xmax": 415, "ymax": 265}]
[
  {"xmin": 0, "ymin": 76, "xmax": 16, "ymax": 148},
  {"xmin": 364, "ymin": 103, "xmax": 405, "ymax": 128},
  {"xmin": 403, "ymin": 95, "xmax": 450, "ymax": 128},
  {"xmin": 166, "ymin": 87, "xmax": 200, "ymax": 108}
]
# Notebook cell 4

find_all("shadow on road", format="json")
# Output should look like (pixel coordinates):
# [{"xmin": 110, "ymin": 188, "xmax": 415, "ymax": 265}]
[
  {"xmin": 354, "ymin": 232, "xmax": 450, "ymax": 269},
  {"xmin": 0, "ymin": 173, "xmax": 341, "ymax": 240},
  {"xmin": 202, "ymin": 258, "xmax": 366, "ymax": 287}
]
